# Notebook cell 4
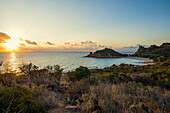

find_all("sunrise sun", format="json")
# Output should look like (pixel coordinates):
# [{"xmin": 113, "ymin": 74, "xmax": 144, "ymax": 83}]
[{"xmin": 2, "ymin": 37, "xmax": 19, "ymax": 51}]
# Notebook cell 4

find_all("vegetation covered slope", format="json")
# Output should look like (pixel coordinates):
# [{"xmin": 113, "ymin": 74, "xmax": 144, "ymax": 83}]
[
  {"xmin": 0, "ymin": 56, "xmax": 169, "ymax": 113},
  {"xmin": 134, "ymin": 42, "xmax": 170, "ymax": 58},
  {"xmin": 86, "ymin": 48, "xmax": 127, "ymax": 58}
]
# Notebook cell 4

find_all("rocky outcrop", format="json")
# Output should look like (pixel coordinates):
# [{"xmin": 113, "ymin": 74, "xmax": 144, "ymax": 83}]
[
  {"xmin": 134, "ymin": 42, "xmax": 170, "ymax": 58},
  {"xmin": 85, "ymin": 48, "xmax": 127, "ymax": 58},
  {"xmin": 135, "ymin": 46, "xmax": 145, "ymax": 53}
]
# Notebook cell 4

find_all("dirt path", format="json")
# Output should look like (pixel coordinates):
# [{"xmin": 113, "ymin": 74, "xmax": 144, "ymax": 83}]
[{"xmin": 47, "ymin": 91, "xmax": 77, "ymax": 113}]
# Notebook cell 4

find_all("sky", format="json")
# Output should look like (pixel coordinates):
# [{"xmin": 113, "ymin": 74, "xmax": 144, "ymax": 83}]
[{"xmin": 0, "ymin": 0, "xmax": 170, "ymax": 52}]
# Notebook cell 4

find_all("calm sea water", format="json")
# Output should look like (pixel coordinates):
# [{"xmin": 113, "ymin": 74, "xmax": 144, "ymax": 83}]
[{"xmin": 0, "ymin": 52, "xmax": 145, "ymax": 72}]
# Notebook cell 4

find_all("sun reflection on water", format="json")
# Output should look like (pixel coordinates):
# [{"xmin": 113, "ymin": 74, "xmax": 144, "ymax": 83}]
[{"xmin": 10, "ymin": 52, "xmax": 18, "ymax": 71}]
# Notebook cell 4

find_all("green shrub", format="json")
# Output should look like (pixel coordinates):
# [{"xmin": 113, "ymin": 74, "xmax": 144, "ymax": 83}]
[
  {"xmin": 154, "ymin": 56, "xmax": 167, "ymax": 62},
  {"xmin": 118, "ymin": 73, "xmax": 132, "ymax": 82},
  {"xmin": 149, "ymin": 70, "xmax": 170, "ymax": 81},
  {"xmin": 72, "ymin": 66, "xmax": 91, "ymax": 81},
  {"xmin": 159, "ymin": 59, "xmax": 170, "ymax": 67},
  {"xmin": 0, "ymin": 85, "xmax": 47, "ymax": 113},
  {"xmin": 99, "ymin": 74, "xmax": 118, "ymax": 83},
  {"xmin": 133, "ymin": 74, "xmax": 154, "ymax": 86},
  {"xmin": 85, "ymin": 76, "xmax": 98, "ymax": 85},
  {"xmin": 99, "ymin": 73, "xmax": 132, "ymax": 83},
  {"xmin": 67, "ymin": 71, "xmax": 77, "ymax": 82},
  {"xmin": 149, "ymin": 70, "xmax": 170, "ymax": 89}
]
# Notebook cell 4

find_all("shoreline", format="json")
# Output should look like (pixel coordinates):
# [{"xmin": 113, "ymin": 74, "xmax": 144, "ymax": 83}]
[
  {"xmin": 85, "ymin": 56, "xmax": 155, "ymax": 65},
  {"xmin": 126, "ymin": 57, "xmax": 155, "ymax": 65},
  {"xmin": 85, "ymin": 56, "xmax": 126, "ymax": 58}
]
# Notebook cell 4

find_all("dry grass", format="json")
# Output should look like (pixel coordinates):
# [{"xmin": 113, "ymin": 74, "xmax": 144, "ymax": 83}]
[{"xmin": 78, "ymin": 83, "xmax": 170, "ymax": 113}]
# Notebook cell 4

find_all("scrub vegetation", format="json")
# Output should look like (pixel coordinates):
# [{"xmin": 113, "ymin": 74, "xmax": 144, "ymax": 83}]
[{"xmin": 0, "ymin": 56, "xmax": 169, "ymax": 113}]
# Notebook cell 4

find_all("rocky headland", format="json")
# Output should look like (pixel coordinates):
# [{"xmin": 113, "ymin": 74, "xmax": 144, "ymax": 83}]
[{"xmin": 133, "ymin": 42, "xmax": 170, "ymax": 58}]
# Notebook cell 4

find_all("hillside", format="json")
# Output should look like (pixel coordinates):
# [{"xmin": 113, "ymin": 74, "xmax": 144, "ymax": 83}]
[
  {"xmin": 86, "ymin": 48, "xmax": 127, "ymax": 58},
  {"xmin": 133, "ymin": 42, "xmax": 170, "ymax": 58}
]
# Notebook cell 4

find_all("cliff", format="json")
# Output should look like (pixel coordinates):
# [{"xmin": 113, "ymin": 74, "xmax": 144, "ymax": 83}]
[
  {"xmin": 86, "ymin": 48, "xmax": 127, "ymax": 58},
  {"xmin": 134, "ymin": 42, "xmax": 170, "ymax": 58}
]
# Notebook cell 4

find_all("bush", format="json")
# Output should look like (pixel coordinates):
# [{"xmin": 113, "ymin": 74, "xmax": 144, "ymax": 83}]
[
  {"xmin": 133, "ymin": 73, "xmax": 153, "ymax": 86},
  {"xmin": 99, "ymin": 73, "xmax": 132, "ymax": 83},
  {"xmin": 118, "ymin": 73, "xmax": 132, "ymax": 82},
  {"xmin": 0, "ymin": 73, "xmax": 17, "ymax": 87},
  {"xmin": 154, "ymin": 56, "xmax": 167, "ymax": 62},
  {"xmin": 99, "ymin": 74, "xmax": 118, "ymax": 83},
  {"xmin": 68, "ymin": 66, "xmax": 91, "ymax": 81},
  {"xmin": 19, "ymin": 63, "xmax": 39, "ymax": 75},
  {"xmin": 0, "ymin": 85, "xmax": 47, "ymax": 113},
  {"xmin": 149, "ymin": 70, "xmax": 170, "ymax": 89},
  {"xmin": 29, "ymin": 84, "xmax": 59, "ymax": 110},
  {"xmin": 67, "ymin": 71, "xmax": 77, "ymax": 82},
  {"xmin": 44, "ymin": 65, "xmax": 63, "ymax": 80}
]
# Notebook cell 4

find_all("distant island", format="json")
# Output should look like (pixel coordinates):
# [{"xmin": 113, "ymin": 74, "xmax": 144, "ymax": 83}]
[
  {"xmin": 85, "ymin": 48, "xmax": 128, "ymax": 58},
  {"xmin": 86, "ymin": 42, "xmax": 170, "ymax": 59}
]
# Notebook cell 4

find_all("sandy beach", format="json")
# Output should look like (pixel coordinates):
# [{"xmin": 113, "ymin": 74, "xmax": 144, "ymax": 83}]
[{"xmin": 127, "ymin": 57, "xmax": 155, "ymax": 65}]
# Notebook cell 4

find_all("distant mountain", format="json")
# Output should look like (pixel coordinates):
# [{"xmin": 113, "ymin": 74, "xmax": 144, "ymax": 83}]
[
  {"xmin": 133, "ymin": 42, "xmax": 170, "ymax": 58},
  {"xmin": 85, "ymin": 48, "xmax": 127, "ymax": 58},
  {"xmin": 115, "ymin": 44, "xmax": 148, "ymax": 53}
]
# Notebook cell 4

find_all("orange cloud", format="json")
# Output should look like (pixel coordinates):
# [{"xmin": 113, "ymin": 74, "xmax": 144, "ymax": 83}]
[
  {"xmin": 17, "ymin": 40, "xmax": 108, "ymax": 52},
  {"xmin": 19, "ymin": 43, "xmax": 26, "ymax": 47},
  {"xmin": 0, "ymin": 32, "xmax": 11, "ymax": 43},
  {"xmin": 0, "ymin": 45, "xmax": 7, "ymax": 52},
  {"xmin": 19, "ymin": 37, "xmax": 24, "ymax": 41}
]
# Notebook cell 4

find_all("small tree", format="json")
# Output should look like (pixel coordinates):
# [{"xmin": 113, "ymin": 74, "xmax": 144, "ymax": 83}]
[
  {"xmin": 19, "ymin": 63, "xmax": 39, "ymax": 75},
  {"xmin": 75, "ymin": 66, "xmax": 91, "ymax": 80}
]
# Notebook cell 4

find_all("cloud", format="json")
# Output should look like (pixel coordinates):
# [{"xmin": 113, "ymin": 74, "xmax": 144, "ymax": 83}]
[
  {"xmin": 0, "ymin": 45, "xmax": 7, "ymax": 52},
  {"xmin": 0, "ymin": 32, "xmax": 11, "ymax": 43},
  {"xmin": 81, "ymin": 41, "xmax": 93, "ymax": 44},
  {"xmin": 64, "ymin": 42, "xmax": 70, "ymax": 45},
  {"xmin": 45, "ymin": 41, "xmax": 54, "ymax": 45},
  {"xmin": 25, "ymin": 39, "xmax": 37, "ymax": 45},
  {"xmin": 19, "ymin": 43, "xmax": 26, "ymax": 47},
  {"xmin": 64, "ymin": 40, "xmax": 107, "ymax": 51},
  {"xmin": 18, "ymin": 40, "xmax": 107, "ymax": 52},
  {"xmin": 19, "ymin": 37, "xmax": 24, "ymax": 41}
]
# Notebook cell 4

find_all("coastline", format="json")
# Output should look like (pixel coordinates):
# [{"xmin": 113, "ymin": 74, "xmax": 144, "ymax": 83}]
[
  {"xmin": 126, "ymin": 57, "xmax": 155, "ymax": 65},
  {"xmin": 85, "ymin": 56, "xmax": 125, "ymax": 58},
  {"xmin": 85, "ymin": 56, "xmax": 155, "ymax": 65}
]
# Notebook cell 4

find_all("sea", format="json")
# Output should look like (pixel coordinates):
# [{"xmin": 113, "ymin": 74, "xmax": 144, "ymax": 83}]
[{"xmin": 0, "ymin": 52, "xmax": 146, "ymax": 72}]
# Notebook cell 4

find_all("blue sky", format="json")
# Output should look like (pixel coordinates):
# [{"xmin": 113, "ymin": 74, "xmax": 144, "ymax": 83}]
[{"xmin": 0, "ymin": 0, "xmax": 170, "ymax": 52}]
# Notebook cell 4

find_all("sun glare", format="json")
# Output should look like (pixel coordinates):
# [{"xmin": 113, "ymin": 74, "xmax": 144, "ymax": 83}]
[{"xmin": 2, "ymin": 37, "xmax": 19, "ymax": 51}]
